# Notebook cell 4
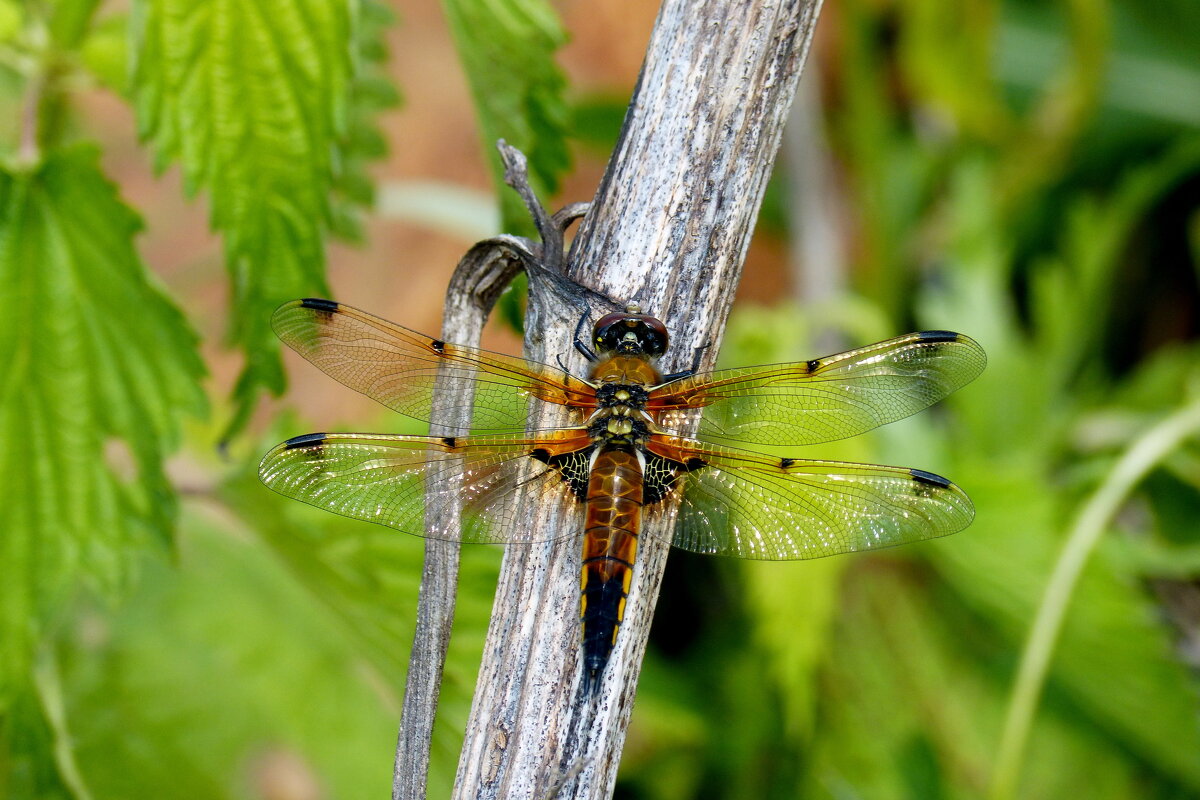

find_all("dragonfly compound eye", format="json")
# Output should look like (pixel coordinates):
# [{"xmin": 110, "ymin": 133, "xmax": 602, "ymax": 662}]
[{"xmin": 593, "ymin": 312, "xmax": 670, "ymax": 356}]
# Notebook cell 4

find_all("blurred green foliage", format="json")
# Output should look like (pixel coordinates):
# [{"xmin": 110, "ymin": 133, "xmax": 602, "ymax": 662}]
[
  {"xmin": 615, "ymin": 1, "xmax": 1200, "ymax": 798},
  {"xmin": 441, "ymin": 0, "xmax": 572, "ymax": 234},
  {"xmin": 1, "ymin": 0, "xmax": 1198, "ymax": 798}
]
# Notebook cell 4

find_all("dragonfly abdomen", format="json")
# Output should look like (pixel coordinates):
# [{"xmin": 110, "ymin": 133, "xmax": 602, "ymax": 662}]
[{"xmin": 580, "ymin": 445, "xmax": 643, "ymax": 692}]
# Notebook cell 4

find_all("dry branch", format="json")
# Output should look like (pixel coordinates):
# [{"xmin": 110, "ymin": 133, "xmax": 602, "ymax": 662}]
[{"xmin": 452, "ymin": 1, "xmax": 824, "ymax": 798}]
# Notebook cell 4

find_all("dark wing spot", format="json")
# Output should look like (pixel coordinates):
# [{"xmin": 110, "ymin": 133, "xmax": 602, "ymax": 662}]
[
  {"xmin": 430, "ymin": 339, "xmax": 446, "ymax": 354},
  {"xmin": 915, "ymin": 330, "xmax": 960, "ymax": 343},
  {"xmin": 780, "ymin": 457, "xmax": 795, "ymax": 469},
  {"xmin": 806, "ymin": 359, "xmax": 821, "ymax": 372},
  {"xmin": 525, "ymin": 447, "xmax": 592, "ymax": 500},
  {"xmin": 441, "ymin": 436, "xmax": 457, "ymax": 450},
  {"xmin": 284, "ymin": 432, "xmax": 327, "ymax": 449},
  {"xmin": 299, "ymin": 298, "xmax": 339, "ymax": 313},
  {"xmin": 910, "ymin": 468, "xmax": 953, "ymax": 488},
  {"xmin": 685, "ymin": 457, "xmax": 707, "ymax": 472},
  {"xmin": 554, "ymin": 447, "xmax": 594, "ymax": 501},
  {"xmin": 642, "ymin": 453, "xmax": 684, "ymax": 505}
]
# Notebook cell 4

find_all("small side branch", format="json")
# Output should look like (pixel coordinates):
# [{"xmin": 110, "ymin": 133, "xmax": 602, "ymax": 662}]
[
  {"xmin": 392, "ymin": 151, "xmax": 591, "ymax": 800},
  {"xmin": 392, "ymin": 239, "xmax": 524, "ymax": 800},
  {"xmin": 498, "ymin": 141, "xmax": 559, "ymax": 268}
]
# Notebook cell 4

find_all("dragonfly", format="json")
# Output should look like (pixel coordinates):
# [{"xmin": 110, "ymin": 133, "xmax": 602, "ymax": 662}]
[{"xmin": 259, "ymin": 298, "xmax": 986, "ymax": 691}]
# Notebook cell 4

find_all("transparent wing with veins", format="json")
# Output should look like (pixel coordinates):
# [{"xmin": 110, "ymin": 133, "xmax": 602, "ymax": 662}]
[
  {"xmin": 645, "ymin": 437, "xmax": 975, "ymax": 560},
  {"xmin": 273, "ymin": 299, "xmax": 598, "ymax": 436},
  {"xmin": 259, "ymin": 430, "xmax": 592, "ymax": 543},
  {"xmin": 650, "ymin": 331, "xmax": 986, "ymax": 447}
]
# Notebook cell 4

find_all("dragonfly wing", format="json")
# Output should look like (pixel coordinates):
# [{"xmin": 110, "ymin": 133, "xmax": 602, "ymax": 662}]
[
  {"xmin": 645, "ymin": 438, "xmax": 974, "ymax": 560},
  {"xmin": 650, "ymin": 331, "xmax": 986, "ymax": 447},
  {"xmin": 274, "ymin": 299, "xmax": 597, "ymax": 434},
  {"xmin": 259, "ymin": 430, "xmax": 592, "ymax": 544}
]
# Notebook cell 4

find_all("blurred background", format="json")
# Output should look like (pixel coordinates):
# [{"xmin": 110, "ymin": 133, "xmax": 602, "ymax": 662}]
[{"xmin": 2, "ymin": 0, "xmax": 1199, "ymax": 798}]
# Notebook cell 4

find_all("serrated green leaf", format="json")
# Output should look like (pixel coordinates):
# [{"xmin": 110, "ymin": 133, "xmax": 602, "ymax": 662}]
[
  {"xmin": 0, "ymin": 145, "xmax": 206, "ymax": 711},
  {"xmin": 441, "ymin": 0, "xmax": 571, "ymax": 232},
  {"xmin": 331, "ymin": 0, "xmax": 399, "ymax": 244},
  {"xmin": 131, "ymin": 0, "xmax": 390, "ymax": 435}
]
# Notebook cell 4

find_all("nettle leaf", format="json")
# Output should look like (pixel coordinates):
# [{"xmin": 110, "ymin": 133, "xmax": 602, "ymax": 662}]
[
  {"xmin": 0, "ymin": 146, "xmax": 206, "ymax": 707},
  {"xmin": 131, "ymin": 0, "xmax": 372, "ymax": 435},
  {"xmin": 441, "ymin": 0, "xmax": 571, "ymax": 231},
  {"xmin": 331, "ymin": 0, "xmax": 400, "ymax": 243}
]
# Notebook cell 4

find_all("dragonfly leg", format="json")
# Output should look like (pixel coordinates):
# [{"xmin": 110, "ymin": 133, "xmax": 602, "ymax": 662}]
[
  {"xmin": 661, "ymin": 340, "xmax": 711, "ymax": 382},
  {"xmin": 573, "ymin": 307, "xmax": 600, "ymax": 362}
]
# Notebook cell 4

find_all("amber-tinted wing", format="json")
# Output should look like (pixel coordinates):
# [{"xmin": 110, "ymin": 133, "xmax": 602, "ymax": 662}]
[
  {"xmin": 649, "ymin": 331, "xmax": 985, "ymax": 447},
  {"xmin": 644, "ymin": 437, "xmax": 974, "ymax": 560},
  {"xmin": 259, "ymin": 430, "xmax": 592, "ymax": 543},
  {"xmin": 273, "ymin": 299, "xmax": 597, "ymax": 434}
]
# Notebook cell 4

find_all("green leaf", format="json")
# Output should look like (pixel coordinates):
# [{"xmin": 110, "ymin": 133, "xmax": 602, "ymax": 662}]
[
  {"xmin": 441, "ymin": 0, "xmax": 571, "ymax": 232},
  {"xmin": 929, "ymin": 464, "xmax": 1200, "ymax": 790},
  {"xmin": 54, "ymin": 454, "xmax": 499, "ymax": 799},
  {"xmin": 66, "ymin": 510, "xmax": 401, "ymax": 799},
  {"xmin": 130, "ymin": 0, "xmax": 384, "ymax": 435},
  {"xmin": 897, "ymin": 0, "xmax": 1012, "ymax": 141},
  {"xmin": 2, "ymin": 684, "xmax": 75, "ymax": 800},
  {"xmin": 329, "ymin": 0, "xmax": 400, "ymax": 243},
  {"xmin": 743, "ymin": 559, "xmax": 844, "ymax": 741},
  {"xmin": 0, "ymin": 145, "xmax": 206, "ymax": 709},
  {"xmin": 79, "ymin": 13, "xmax": 129, "ymax": 95},
  {"xmin": 47, "ymin": 0, "xmax": 101, "ymax": 50},
  {"xmin": 807, "ymin": 568, "xmax": 1146, "ymax": 800}
]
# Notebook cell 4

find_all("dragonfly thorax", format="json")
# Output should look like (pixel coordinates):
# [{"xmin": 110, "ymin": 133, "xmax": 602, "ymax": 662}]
[
  {"xmin": 594, "ymin": 381, "xmax": 650, "ymax": 409},
  {"xmin": 588, "ymin": 382, "xmax": 654, "ymax": 445}
]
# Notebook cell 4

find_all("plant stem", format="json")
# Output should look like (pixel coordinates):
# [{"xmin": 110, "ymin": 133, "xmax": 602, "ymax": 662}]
[
  {"xmin": 34, "ymin": 645, "xmax": 96, "ymax": 800},
  {"xmin": 989, "ymin": 398, "xmax": 1200, "ymax": 800}
]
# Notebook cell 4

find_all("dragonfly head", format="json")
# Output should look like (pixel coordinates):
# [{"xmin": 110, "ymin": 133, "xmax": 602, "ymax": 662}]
[{"xmin": 593, "ymin": 310, "xmax": 669, "ymax": 357}]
